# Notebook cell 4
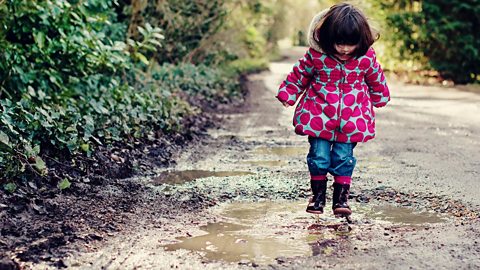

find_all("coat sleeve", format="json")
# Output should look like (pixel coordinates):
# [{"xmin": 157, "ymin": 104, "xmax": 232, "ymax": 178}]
[
  {"xmin": 276, "ymin": 49, "xmax": 314, "ymax": 106},
  {"xmin": 365, "ymin": 49, "xmax": 390, "ymax": 108}
]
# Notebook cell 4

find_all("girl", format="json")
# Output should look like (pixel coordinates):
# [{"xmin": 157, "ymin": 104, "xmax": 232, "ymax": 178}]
[{"xmin": 276, "ymin": 3, "xmax": 390, "ymax": 217}]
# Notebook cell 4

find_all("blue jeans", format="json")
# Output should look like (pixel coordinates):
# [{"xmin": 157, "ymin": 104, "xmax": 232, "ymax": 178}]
[{"xmin": 307, "ymin": 137, "xmax": 357, "ymax": 184}]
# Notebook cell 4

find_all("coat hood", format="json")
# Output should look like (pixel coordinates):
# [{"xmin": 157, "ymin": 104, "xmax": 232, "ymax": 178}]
[
  {"xmin": 307, "ymin": 8, "xmax": 379, "ymax": 53},
  {"xmin": 307, "ymin": 9, "xmax": 328, "ymax": 53}
]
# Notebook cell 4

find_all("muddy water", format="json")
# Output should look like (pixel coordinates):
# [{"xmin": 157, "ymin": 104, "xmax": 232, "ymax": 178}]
[
  {"xmin": 164, "ymin": 201, "xmax": 312, "ymax": 264},
  {"xmin": 164, "ymin": 201, "xmax": 446, "ymax": 264},
  {"xmin": 153, "ymin": 170, "xmax": 255, "ymax": 185},
  {"xmin": 164, "ymin": 221, "xmax": 310, "ymax": 264},
  {"xmin": 356, "ymin": 204, "xmax": 446, "ymax": 225}
]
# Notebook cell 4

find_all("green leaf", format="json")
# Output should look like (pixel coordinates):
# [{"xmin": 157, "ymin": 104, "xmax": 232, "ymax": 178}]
[
  {"xmin": 80, "ymin": 143, "xmax": 89, "ymax": 152},
  {"xmin": 32, "ymin": 145, "xmax": 40, "ymax": 155},
  {"xmin": 148, "ymin": 39, "xmax": 162, "ymax": 47},
  {"xmin": 4, "ymin": 183, "xmax": 16, "ymax": 193},
  {"xmin": 112, "ymin": 41, "xmax": 127, "ymax": 51},
  {"xmin": 83, "ymin": 115, "xmax": 95, "ymax": 139},
  {"xmin": 1, "ymin": 115, "xmax": 20, "ymax": 136},
  {"xmin": 34, "ymin": 31, "xmax": 46, "ymax": 49},
  {"xmin": 127, "ymin": 39, "xmax": 136, "ymax": 47},
  {"xmin": 145, "ymin": 23, "xmax": 153, "ymax": 32},
  {"xmin": 71, "ymin": 11, "xmax": 82, "ymax": 22},
  {"xmin": 152, "ymin": 33, "xmax": 164, "ymax": 40},
  {"xmin": 33, "ymin": 156, "xmax": 47, "ymax": 174},
  {"xmin": 0, "ymin": 131, "xmax": 10, "ymax": 147},
  {"xmin": 134, "ymin": 52, "xmax": 149, "ymax": 65},
  {"xmin": 90, "ymin": 100, "xmax": 108, "ymax": 114},
  {"xmin": 27, "ymin": 86, "xmax": 36, "ymax": 97},
  {"xmin": 137, "ymin": 26, "xmax": 147, "ymax": 36},
  {"xmin": 66, "ymin": 126, "xmax": 77, "ymax": 132},
  {"xmin": 58, "ymin": 178, "xmax": 71, "ymax": 190}
]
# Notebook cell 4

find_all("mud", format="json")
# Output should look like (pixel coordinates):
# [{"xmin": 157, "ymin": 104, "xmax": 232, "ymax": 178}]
[
  {"xmin": 152, "ymin": 170, "xmax": 255, "ymax": 185},
  {"xmin": 11, "ymin": 47, "xmax": 480, "ymax": 269},
  {"xmin": 239, "ymin": 160, "xmax": 286, "ymax": 167},
  {"xmin": 252, "ymin": 146, "xmax": 306, "ymax": 156}
]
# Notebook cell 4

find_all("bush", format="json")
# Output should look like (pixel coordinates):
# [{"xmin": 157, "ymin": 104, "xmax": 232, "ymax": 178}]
[
  {"xmin": 223, "ymin": 58, "xmax": 270, "ymax": 77},
  {"xmin": 0, "ymin": 0, "xmax": 240, "ymax": 183},
  {"xmin": 383, "ymin": 0, "xmax": 480, "ymax": 83},
  {"xmin": 152, "ymin": 63, "xmax": 239, "ymax": 103},
  {"xmin": 132, "ymin": 0, "xmax": 228, "ymax": 64}
]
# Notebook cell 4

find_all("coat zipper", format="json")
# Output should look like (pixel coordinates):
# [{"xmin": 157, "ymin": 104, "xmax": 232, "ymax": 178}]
[{"xmin": 334, "ymin": 60, "xmax": 346, "ymax": 141}]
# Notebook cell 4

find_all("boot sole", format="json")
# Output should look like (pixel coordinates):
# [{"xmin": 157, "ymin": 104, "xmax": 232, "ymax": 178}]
[
  {"xmin": 333, "ymin": 208, "xmax": 352, "ymax": 216},
  {"xmin": 306, "ymin": 209, "xmax": 324, "ymax": 214}
]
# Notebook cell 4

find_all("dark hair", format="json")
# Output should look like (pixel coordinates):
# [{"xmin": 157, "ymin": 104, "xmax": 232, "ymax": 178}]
[{"xmin": 313, "ymin": 3, "xmax": 377, "ymax": 57}]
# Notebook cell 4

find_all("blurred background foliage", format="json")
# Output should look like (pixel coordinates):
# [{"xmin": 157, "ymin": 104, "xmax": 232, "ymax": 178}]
[
  {"xmin": 1, "ymin": 0, "xmax": 479, "ymax": 187},
  {"xmin": 317, "ymin": 0, "xmax": 479, "ymax": 84}
]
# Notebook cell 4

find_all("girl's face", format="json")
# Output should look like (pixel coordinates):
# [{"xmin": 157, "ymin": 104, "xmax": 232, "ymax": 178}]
[{"xmin": 334, "ymin": 44, "xmax": 357, "ymax": 61}]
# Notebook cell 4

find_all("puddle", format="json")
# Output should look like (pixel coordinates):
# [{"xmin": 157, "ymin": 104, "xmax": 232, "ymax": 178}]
[
  {"xmin": 356, "ymin": 205, "xmax": 446, "ymax": 225},
  {"xmin": 153, "ymin": 170, "xmax": 255, "ymax": 185},
  {"xmin": 240, "ymin": 160, "xmax": 286, "ymax": 167},
  {"xmin": 164, "ymin": 201, "xmax": 312, "ymax": 264},
  {"xmin": 163, "ymin": 201, "xmax": 446, "ymax": 264},
  {"xmin": 253, "ymin": 146, "xmax": 306, "ymax": 156},
  {"xmin": 164, "ymin": 221, "xmax": 309, "ymax": 264}
]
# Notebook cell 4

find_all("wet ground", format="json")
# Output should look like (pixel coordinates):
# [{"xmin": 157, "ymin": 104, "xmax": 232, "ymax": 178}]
[
  {"xmin": 23, "ymin": 47, "xmax": 480, "ymax": 269},
  {"xmin": 164, "ymin": 201, "xmax": 446, "ymax": 265}
]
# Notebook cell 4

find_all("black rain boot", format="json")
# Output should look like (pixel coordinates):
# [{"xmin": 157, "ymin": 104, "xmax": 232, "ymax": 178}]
[
  {"xmin": 306, "ymin": 180, "xmax": 327, "ymax": 214},
  {"xmin": 332, "ymin": 182, "xmax": 352, "ymax": 216}
]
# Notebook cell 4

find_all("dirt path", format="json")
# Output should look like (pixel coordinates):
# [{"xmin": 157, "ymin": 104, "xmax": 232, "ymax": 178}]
[{"xmin": 27, "ymin": 47, "xmax": 480, "ymax": 269}]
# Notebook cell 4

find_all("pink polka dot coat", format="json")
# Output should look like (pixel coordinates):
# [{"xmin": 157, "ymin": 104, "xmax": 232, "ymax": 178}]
[{"xmin": 276, "ymin": 47, "xmax": 390, "ymax": 143}]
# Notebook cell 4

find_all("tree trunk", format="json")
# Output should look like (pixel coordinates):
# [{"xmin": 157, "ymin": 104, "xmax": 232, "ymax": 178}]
[{"xmin": 127, "ymin": 0, "xmax": 148, "ymax": 39}]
